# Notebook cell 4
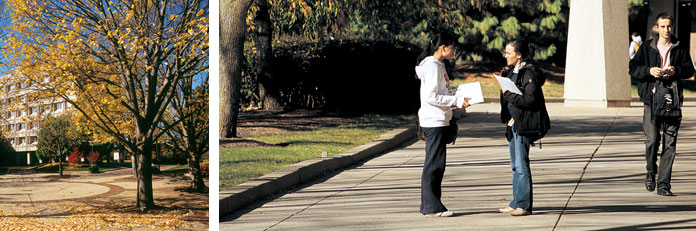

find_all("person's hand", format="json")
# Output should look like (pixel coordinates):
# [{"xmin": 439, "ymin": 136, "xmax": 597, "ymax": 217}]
[
  {"xmin": 650, "ymin": 67, "xmax": 664, "ymax": 78},
  {"xmin": 664, "ymin": 66, "xmax": 676, "ymax": 77},
  {"xmin": 461, "ymin": 97, "xmax": 471, "ymax": 108},
  {"xmin": 500, "ymin": 66, "xmax": 511, "ymax": 76}
]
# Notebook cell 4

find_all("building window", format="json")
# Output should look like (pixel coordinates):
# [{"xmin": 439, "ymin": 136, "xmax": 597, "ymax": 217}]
[
  {"xmin": 9, "ymin": 124, "xmax": 14, "ymax": 131},
  {"xmin": 42, "ymin": 76, "xmax": 50, "ymax": 83},
  {"xmin": 18, "ymin": 137, "xmax": 24, "ymax": 145},
  {"xmin": 10, "ymin": 111, "xmax": 15, "ymax": 118},
  {"xmin": 54, "ymin": 102, "xmax": 64, "ymax": 111},
  {"xmin": 10, "ymin": 139, "xmax": 14, "ymax": 145},
  {"xmin": 19, "ymin": 123, "xmax": 26, "ymax": 130},
  {"xmin": 20, "ymin": 110, "xmax": 26, "ymax": 117},
  {"xmin": 30, "ymin": 136, "xmax": 37, "ymax": 144}
]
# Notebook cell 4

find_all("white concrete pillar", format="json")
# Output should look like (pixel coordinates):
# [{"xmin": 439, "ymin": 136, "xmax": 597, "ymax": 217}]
[{"xmin": 564, "ymin": 0, "xmax": 631, "ymax": 108}]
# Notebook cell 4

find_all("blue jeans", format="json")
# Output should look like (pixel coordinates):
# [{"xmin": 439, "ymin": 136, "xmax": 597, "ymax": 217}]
[{"xmin": 508, "ymin": 126, "xmax": 533, "ymax": 211}]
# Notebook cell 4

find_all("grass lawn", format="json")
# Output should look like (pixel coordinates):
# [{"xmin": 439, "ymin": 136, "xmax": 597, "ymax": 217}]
[
  {"xmin": 32, "ymin": 163, "xmax": 126, "ymax": 172},
  {"xmin": 220, "ymin": 114, "xmax": 415, "ymax": 189}
]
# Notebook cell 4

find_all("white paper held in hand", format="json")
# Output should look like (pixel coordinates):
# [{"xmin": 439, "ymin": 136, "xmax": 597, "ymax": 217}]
[
  {"xmin": 454, "ymin": 82, "xmax": 484, "ymax": 105},
  {"xmin": 494, "ymin": 74, "xmax": 523, "ymax": 95}
]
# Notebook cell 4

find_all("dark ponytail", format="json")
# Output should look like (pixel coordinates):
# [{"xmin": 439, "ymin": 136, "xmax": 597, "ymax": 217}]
[
  {"xmin": 506, "ymin": 39, "xmax": 536, "ymax": 62},
  {"xmin": 417, "ymin": 32, "xmax": 457, "ymax": 64}
]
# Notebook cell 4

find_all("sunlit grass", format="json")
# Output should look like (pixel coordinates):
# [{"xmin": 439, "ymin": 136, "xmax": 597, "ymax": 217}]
[{"xmin": 220, "ymin": 114, "xmax": 415, "ymax": 189}]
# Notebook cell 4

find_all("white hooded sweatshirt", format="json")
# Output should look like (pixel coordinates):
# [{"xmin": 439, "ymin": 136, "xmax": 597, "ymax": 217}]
[{"xmin": 416, "ymin": 56, "xmax": 465, "ymax": 127}]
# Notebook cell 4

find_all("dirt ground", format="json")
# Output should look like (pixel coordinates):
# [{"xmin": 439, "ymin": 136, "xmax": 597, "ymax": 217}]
[
  {"xmin": 0, "ymin": 167, "xmax": 208, "ymax": 230},
  {"xmin": 221, "ymin": 109, "xmax": 360, "ymax": 149}
]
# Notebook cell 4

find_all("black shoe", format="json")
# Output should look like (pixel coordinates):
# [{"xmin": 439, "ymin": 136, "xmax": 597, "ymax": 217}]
[
  {"xmin": 645, "ymin": 174, "xmax": 656, "ymax": 192},
  {"xmin": 657, "ymin": 188, "xmax": 674, "ymax": 196}
]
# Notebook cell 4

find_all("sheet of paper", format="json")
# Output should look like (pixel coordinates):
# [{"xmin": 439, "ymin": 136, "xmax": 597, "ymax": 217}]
[
  {"xmin": 454, "ymin": 82, "xmax": 484, "ymax": 105},
  {"xmin": 494, "ymin": 74, "xmax": 522, "ymax": 95}
]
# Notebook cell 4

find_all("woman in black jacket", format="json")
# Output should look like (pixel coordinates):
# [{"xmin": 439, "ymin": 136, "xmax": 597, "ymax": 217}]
[{"xmin": 497, "ymin": 39, "xmax": 550, "ymax": 216}]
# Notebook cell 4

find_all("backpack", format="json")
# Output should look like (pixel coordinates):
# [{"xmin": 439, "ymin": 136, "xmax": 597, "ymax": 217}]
[
  {"xmin": 652, "ymin": 79, "xmax": 682, "ymax": 118},
  {"xmin": 514, "ymin": 106, "xmax": 551, "ymax": 143}
]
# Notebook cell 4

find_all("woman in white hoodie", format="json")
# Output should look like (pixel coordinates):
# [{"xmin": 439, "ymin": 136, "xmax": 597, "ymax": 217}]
[{"xmin": 415, "ymin": 32, "xmax": 469, "ymax": 217}]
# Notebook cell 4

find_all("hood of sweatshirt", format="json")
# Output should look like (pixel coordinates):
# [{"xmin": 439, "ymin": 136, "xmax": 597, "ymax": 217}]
[
  {"xmin": 519, "ymin": 62, "xmax": 546, "ymax": 87},
  {"xmin": 415, "ymin": 56, "xmax": 444, "ymax": 80},
  {"xmin": 633, "ymin": 36, "xmax": 642, "ymax": 43}
]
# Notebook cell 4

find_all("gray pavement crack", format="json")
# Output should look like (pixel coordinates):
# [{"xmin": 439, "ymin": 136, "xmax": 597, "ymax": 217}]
[
  {"xmin": 552, "ymin": 113, "xmax": 620, "ymax": 231},
  {"xmin": 264, "ymin": 150, "xmax": 423, "ymax": 231}
]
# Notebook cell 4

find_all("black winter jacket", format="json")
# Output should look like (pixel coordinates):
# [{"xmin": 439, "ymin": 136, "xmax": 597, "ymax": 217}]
[
  {"xmin": 500, "ymin": 62, "xmax": 550, "ymax": 141},
  {"xmin": 629, "ymin": 35, "xmax": 695, "ymax": 104}
]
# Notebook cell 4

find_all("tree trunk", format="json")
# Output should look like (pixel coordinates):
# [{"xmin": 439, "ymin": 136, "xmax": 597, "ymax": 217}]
[
  {"xmin": 58, "ymin": 153, "xmax": 63, "ymax": 177},
  {"xmin": 220, "ymin": 0, "xmax": 254, "ymax": 138},
  {"xmin": 188, "ymin": 153, "xmax": 206, "ymax": 192},
  {"xmin": 131, "ymin": 152, "xmax": 137, "ymax": 177},
  {"xmin": 136, "ymin": 142, "xmax": 154, "ymax": 210},
  {"xmin": 255, "ymin": 0, "xmax": 282, "ymax": 111}
]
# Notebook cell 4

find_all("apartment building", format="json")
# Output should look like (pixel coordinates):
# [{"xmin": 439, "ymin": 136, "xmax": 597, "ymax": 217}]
[{"xmin": 0, "ymin": 75, "xmax": 71, "ymax": 165}]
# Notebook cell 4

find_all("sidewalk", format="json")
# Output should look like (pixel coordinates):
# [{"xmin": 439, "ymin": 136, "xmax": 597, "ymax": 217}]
[{"xmin": 221, "ymin": 102, "xmax": 696, "ymax": 230}]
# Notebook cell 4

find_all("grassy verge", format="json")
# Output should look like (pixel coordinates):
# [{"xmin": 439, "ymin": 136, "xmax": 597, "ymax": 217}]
[
  {"xmin": 220, "ymin": 114, "xmax": 415, "ymax": 190},
  {"xmin": 32, "ymin": 163, "xmax": 125, "ymax": 172},
  {"xmin": 162, "ymin": 165, "xmax": 189, "ymax": 172}
]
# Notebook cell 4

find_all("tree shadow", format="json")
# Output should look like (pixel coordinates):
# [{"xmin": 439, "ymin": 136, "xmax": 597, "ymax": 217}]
[{"xmin": 592, "ymin": 218, "xmax": 696, "ymax": 231}]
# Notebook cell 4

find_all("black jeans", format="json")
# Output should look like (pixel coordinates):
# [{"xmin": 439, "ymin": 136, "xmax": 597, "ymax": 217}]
[
  {"xmin": 643, "ymin": 104, "xmax": 681, "ymax": 190},
  {"xmin": 420, "ymin": 126, "xmax": 448, "ymax": 214}
]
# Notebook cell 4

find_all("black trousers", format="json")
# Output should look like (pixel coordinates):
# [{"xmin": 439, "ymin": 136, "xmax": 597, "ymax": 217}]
[
  {"xmin": 643, "ymin": 104, "xmax": 681, "ymax": 190},
  {"xmin": 420, "ymin": 126, "xmax": 448, "ymax": 214}
]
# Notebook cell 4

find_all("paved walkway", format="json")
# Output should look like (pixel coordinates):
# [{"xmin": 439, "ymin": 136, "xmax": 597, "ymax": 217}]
[
  {"xmin": 222, "ymin": 102, "xmax": 696, "ymax": 230},
  {"xmin": 0, "ymin": 165, "xmax": 208, "ymax": 230}
]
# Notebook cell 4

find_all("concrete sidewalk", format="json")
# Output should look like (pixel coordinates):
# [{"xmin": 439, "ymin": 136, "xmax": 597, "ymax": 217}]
[{"xmin": 221, "ymin": 102, "xmax": 696, "ymax": 230}]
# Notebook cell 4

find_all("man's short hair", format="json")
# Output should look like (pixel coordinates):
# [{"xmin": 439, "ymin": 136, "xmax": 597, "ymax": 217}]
[{"xmin": 656, "ymin": 12, "xmax": 673, "ymax": 24}]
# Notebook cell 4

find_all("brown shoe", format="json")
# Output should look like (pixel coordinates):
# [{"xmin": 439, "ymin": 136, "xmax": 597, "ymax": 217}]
[
  {"xmin": 498, "ymin": 206, "xmax": 515, "ymax": 214},
  {"xmin": 510, "ymin": 208, "xmax": 532, "ymax": 216}
]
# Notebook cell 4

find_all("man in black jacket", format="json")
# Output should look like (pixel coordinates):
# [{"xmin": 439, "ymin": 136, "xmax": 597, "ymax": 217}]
[{"xmin": 629, "ymin": 12, "xmax": 695, "ymax": 196}]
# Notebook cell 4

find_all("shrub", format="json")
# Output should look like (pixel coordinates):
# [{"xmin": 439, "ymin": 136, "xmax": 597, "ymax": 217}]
[
  {"xmin": 201, "ymin": 162, "xmax": 209, "ymax": 176},
  {"xmin": 86, "ymin": 151, "xmax": 100, "ymax": 166},
  {"xmin": 88, "ymin": 165, "xmax": 99, "ymax": 173},
  {"xmin": 242, "ymin": 39, "xmax": 421, "ymax": 114},
  {"xmin": 67, "ymin": 147, "xmax": 83, "ymax": 165}
]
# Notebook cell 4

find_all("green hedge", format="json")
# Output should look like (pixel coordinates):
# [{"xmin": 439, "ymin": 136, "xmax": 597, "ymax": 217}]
[{"xmin": 243, "ymin": 39, "xmax": 422, "ymax": 114}]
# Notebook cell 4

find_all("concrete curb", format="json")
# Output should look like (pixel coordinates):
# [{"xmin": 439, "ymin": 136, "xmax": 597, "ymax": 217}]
[{"xmin": 219, "ymin": 125, "xmax": 418, "ymax": 218}]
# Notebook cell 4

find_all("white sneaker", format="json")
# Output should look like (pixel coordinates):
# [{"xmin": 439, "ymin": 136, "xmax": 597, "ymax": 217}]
[
  {"xmin": 510, "ymin": 208, "xmax": 532, "ymax": 216},
  {"xmin": 498, "ymin": 206, "xmax": 515, "ymax": 214},
  {"xmin": 424, "ymin": 210, "xmax": 454, "ymax": 217}
]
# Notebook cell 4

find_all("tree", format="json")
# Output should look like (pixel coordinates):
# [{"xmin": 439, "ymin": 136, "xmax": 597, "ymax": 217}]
[
  {"xmin": 4, "ymin": 0, "xmax": 208, "ymax": 210},
  {"xmin": 221, "ymin": 0, "xmax": 254, "ymax": 138},
  {"xmin": 36, "ymin": 115, "xmax": 87, "ymax": 176},
  {"xmin": 254, "ymin": 0, "xmax": 282, "ymax": 111},
  {"xmin": 163, "ymin": 77, "xmax": 208, "ymax": 192}
]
